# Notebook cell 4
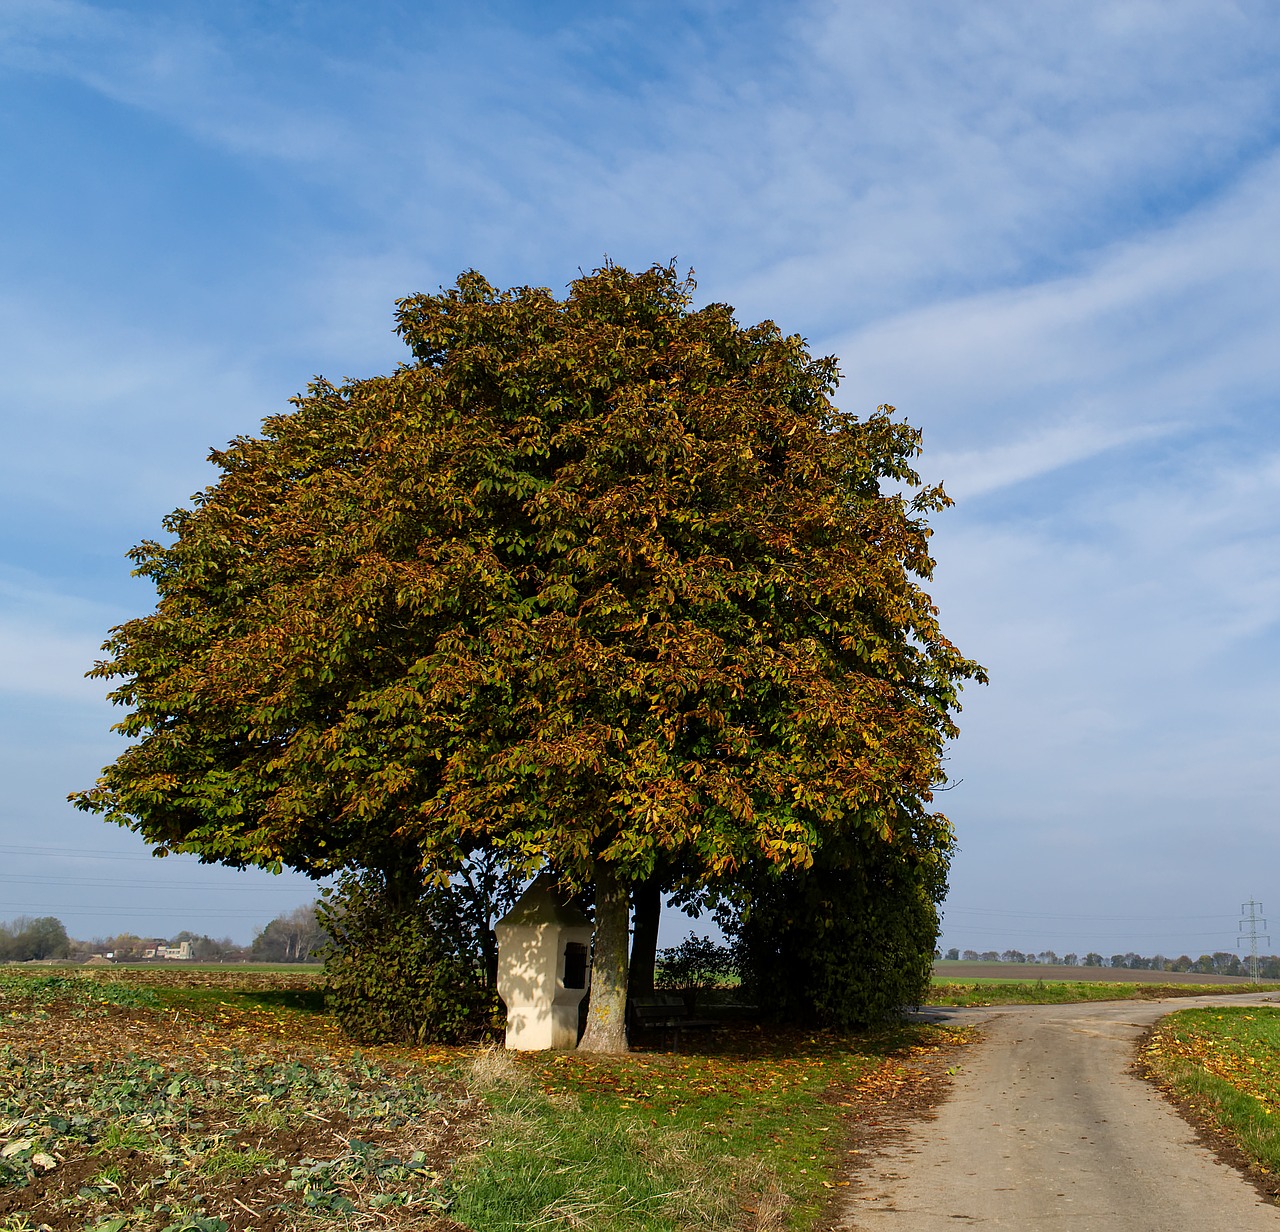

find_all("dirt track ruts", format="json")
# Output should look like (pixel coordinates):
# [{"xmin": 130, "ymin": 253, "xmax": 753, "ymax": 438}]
[{"xmin": 841, "ymin": 992, "xmax": 1280, "ymax": 1230}]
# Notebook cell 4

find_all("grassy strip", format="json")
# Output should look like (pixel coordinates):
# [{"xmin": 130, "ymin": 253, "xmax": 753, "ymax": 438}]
[
  {"xmin": 0, "ymin": 974, "xmax": 162, "ymax": 1010},
  {"xmin": 928, "ymin": 981, "xmax": 1280, "ymax": 1006},
  {"xmin": 450, "ymin": 1023, "xmax": 964, "ymax": 1232},
  {"xmin": 1142, "ymin": 1006, "xmax": 1280, "ymax": 1175},
  {"xmin": 451, "ymin": 1049, "xmax": 754, "ymax": 1232}
]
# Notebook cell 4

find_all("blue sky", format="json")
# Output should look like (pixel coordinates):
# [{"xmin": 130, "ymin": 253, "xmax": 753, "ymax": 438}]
[{"xmin": 2, "ymin": 1, "xmax": 1278, "ymax": 955}]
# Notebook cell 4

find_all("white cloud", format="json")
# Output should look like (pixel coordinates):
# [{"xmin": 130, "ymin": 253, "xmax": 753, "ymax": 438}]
[
  {"xmin": 828, "ymin": 148, "xmax": 1280, "ymax": 496},
  {"xmin": 0, "ymin": 0, "xmax": 355, "ymax": 165},
  {"xmin": 0, "ymin": 623, "xmax": 105, "ymax": 701},
  {"xmin": 0, "ymin": 288, "xmax": 296, "ymax": 532},
  {"xmin": 930, "ymin": 434, "xmax": 1280, "ymax": 949},
  {"xmin": 928, "ymin": 420, "xmax": 1172, "ymax": 500},
  {"xmin": 13, "ymin": 1, "xmax": 1278, "ymax": 331}
]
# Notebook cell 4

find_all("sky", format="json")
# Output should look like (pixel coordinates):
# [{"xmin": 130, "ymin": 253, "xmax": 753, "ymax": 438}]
[{"xmin": 1, "ymin": 0, "xmax": 1278, "ymax": 956}]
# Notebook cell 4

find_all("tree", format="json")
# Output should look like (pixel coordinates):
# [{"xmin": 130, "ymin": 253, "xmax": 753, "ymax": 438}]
[
  {"xmin": 944, "ymin": 948, "xmax": 960, "ymax": 961},
  {"xmin": 72, "ymin": 263, "xmax": 982, "ymax": 1051},
  {"xmin": 251, "ymin": 903, "xmax": 326, "ymax": 963},
  {"xmin": 0, "ymin": 916, "xmax": 70, "ymax": 961},
  {"xmin": 628, "ymin": 876, "xmax": 664, "ymax": 996},
  {"xmin": 173, "ymin": 931, "xmax": 245, "ymax": 961},
  {"xmin": 315, "ymin": 851, "xmax": 523, "ymax": 1043},
  {"xmin": 318, "ymin": 870, "xmax": 496, "ymax": 1044},
  {"xmin": 447, "ymin": 849, "xmax": 528, "ymax": 990},
  {"xmin": 725, "ymin": 824, "xmax": 947, "ymax": 1027},
  {"xmin": 91, "ymin": 933, "xmax": 145, "ymax": 961}
]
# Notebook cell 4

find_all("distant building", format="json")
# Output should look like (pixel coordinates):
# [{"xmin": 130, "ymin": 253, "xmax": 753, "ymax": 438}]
[{"xmin": 143, "ymin": 941, "xmax": 192, "ymax": 961}]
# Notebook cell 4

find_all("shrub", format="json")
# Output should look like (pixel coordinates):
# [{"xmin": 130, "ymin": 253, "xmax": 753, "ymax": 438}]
[
  {"xmin": 319, "ymin": 872, "xmax": 496, "ymax": 1044},
  {"xmin": 724, "ymin": 829, "xmax": 943, "ymax": 1030},
  {"xmin": 655, "ymin": 934, "xmax": 737, "ymax": 1011}
]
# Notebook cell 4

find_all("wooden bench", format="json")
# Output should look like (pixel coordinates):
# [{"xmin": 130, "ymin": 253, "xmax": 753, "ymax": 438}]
[{"xmin": 628, "ymin": 993, "xmax": 720, "ymax": 1049}]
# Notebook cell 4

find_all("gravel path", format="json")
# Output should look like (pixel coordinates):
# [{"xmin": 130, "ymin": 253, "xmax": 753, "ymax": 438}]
[{"xmin": 841, "ymin": 992, "xmax": 1280, "ymax": 1230}]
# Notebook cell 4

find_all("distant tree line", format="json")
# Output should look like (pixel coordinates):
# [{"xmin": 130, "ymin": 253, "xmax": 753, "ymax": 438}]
[
  {"xmin": 0, "ymin": 905, "xmax": 324, "ymax": 965},
  {"xmin": 940, "ymin": 947, "xmax": 1273, "ymax": 976},
  {"xmin": 72, "ymin": 931, "xmax": 247, "ymax": 962}
]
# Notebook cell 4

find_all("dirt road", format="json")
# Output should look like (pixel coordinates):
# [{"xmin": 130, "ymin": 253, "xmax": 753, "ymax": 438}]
[{"xmin": 842, "ymin": 992, "xmax": 1280, "ymax": 1230}]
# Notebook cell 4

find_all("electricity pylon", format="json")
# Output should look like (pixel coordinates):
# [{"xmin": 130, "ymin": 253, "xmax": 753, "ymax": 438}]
[{"xmin": 1238, "ymin": 900, "xmax": 1270, "ymax": 983}]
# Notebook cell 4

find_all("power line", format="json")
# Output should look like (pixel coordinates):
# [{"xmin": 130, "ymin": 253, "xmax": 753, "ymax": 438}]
[
  {"xmin": 0, "ymin": 844, "xmax": 186, "ymax": 862},
  {"xmin": 0, "ymin": 843, "xmax": 320, "ymax": 870},
  {"xmin": 0, "ymin": 903, "xmax": 305, "ymax": 919},
  {"xmin": 0, "ymin": 874, "xmax": 317, "ymax": 892},
  {"xmin": 944, "ymin": 906, "xmax": 1235, "ymax": 923}
]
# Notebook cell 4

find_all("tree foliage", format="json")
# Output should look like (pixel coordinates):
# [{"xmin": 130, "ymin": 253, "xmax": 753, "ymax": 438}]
[
  {"xmin": 724, "ymin": 825, "xmax": 947, "ymax": 1029},
  {"xmin": 318, "ymin": 871, "xmax": 497, "ymax": 1044},
  {"xmin": 170, "ymin": 931, "xmax": 244, "ymax": 962},
  {"xmin": 655, "ymin": 933, "xmax": 737, "ymax": 1012},
  {"xmin": 72, "ymin": 262, "xmax": 982, "ymax": 1047},
  {"xmin": 251, "ymin": 903, "xmax": 325, "ymax": 963},
  {"xmin": 0, "ymin": 916, "xmax": 70, "ymax": 962}
]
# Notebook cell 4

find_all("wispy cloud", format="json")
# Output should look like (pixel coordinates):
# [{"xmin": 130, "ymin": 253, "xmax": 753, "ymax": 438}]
[
  {"xmin": 14, "ymin": 1, "xmax": 1279, "ymax": 326},
  {"xmin": 0, "ymin": 0, "xmax": 355, "ymax": 164},
  {"xmin": 0, "ymin": 292, "xmax": 266, "ymax": 531},
  {"xmin": 931, "ymin": 435, "xmax": 1280, "ymax": 946},
  {"xmin": 0, "ymin": 568, "xmax": 125, "ymax": 702},
  {"xmin": 831, "ymin": 148, "xmax": 1280, "ymax": 496}
]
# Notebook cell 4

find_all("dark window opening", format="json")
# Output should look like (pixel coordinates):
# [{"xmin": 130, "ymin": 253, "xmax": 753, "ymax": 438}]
[{"xmin": 563, "ymin": 942, "xmax": 588, "ymax": 989}]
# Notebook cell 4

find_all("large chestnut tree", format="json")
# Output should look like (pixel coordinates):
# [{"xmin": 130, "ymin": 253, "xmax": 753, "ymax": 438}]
[{"xmin": 74, "ymin": 263, "xmax": 983, "ymax": 1051}]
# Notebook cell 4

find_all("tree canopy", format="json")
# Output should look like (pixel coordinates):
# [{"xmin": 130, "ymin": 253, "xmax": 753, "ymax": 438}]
[
  {"xmin": 74, "ymin": 262, "xmax": 983, "ymax": 1048},
  {"xmin": 0, "ymin": 916, "xmax": 70, "ymax": 962},
  {"xmin": 251, "ymin": 902, "xmax": 325, "ymax": 963}
]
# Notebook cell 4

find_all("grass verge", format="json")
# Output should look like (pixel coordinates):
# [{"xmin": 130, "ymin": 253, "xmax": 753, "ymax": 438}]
[
  {"xmin": 928, "ymin": 980, "xmax": 1280, "ymax": 1006},
  {"xmin": 1140, "ymin": 1005, "xmax": 1280, "ymax": 1193},
  {"xmin": 450, "ymin": 1024, "xmax": 964, "ymax": 1232}
]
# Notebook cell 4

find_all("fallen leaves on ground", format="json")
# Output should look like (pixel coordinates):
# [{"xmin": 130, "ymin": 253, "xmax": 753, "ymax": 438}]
[{"xmin": 1140, "ymin": 1005, "xmax": 1280, "ymax": 1204}]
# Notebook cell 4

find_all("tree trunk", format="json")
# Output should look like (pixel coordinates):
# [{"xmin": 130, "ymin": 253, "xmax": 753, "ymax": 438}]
[
  {"xmin": 579, "ymin": 862, "xmax": 630, "ymax": 1052},
  {"xmin": 481, "ymin": 928, "xmax": 499, "ymax": 990},
  {"xmin": 628, "ymin": 876, "xmax": 661, "ymax": 996}
]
